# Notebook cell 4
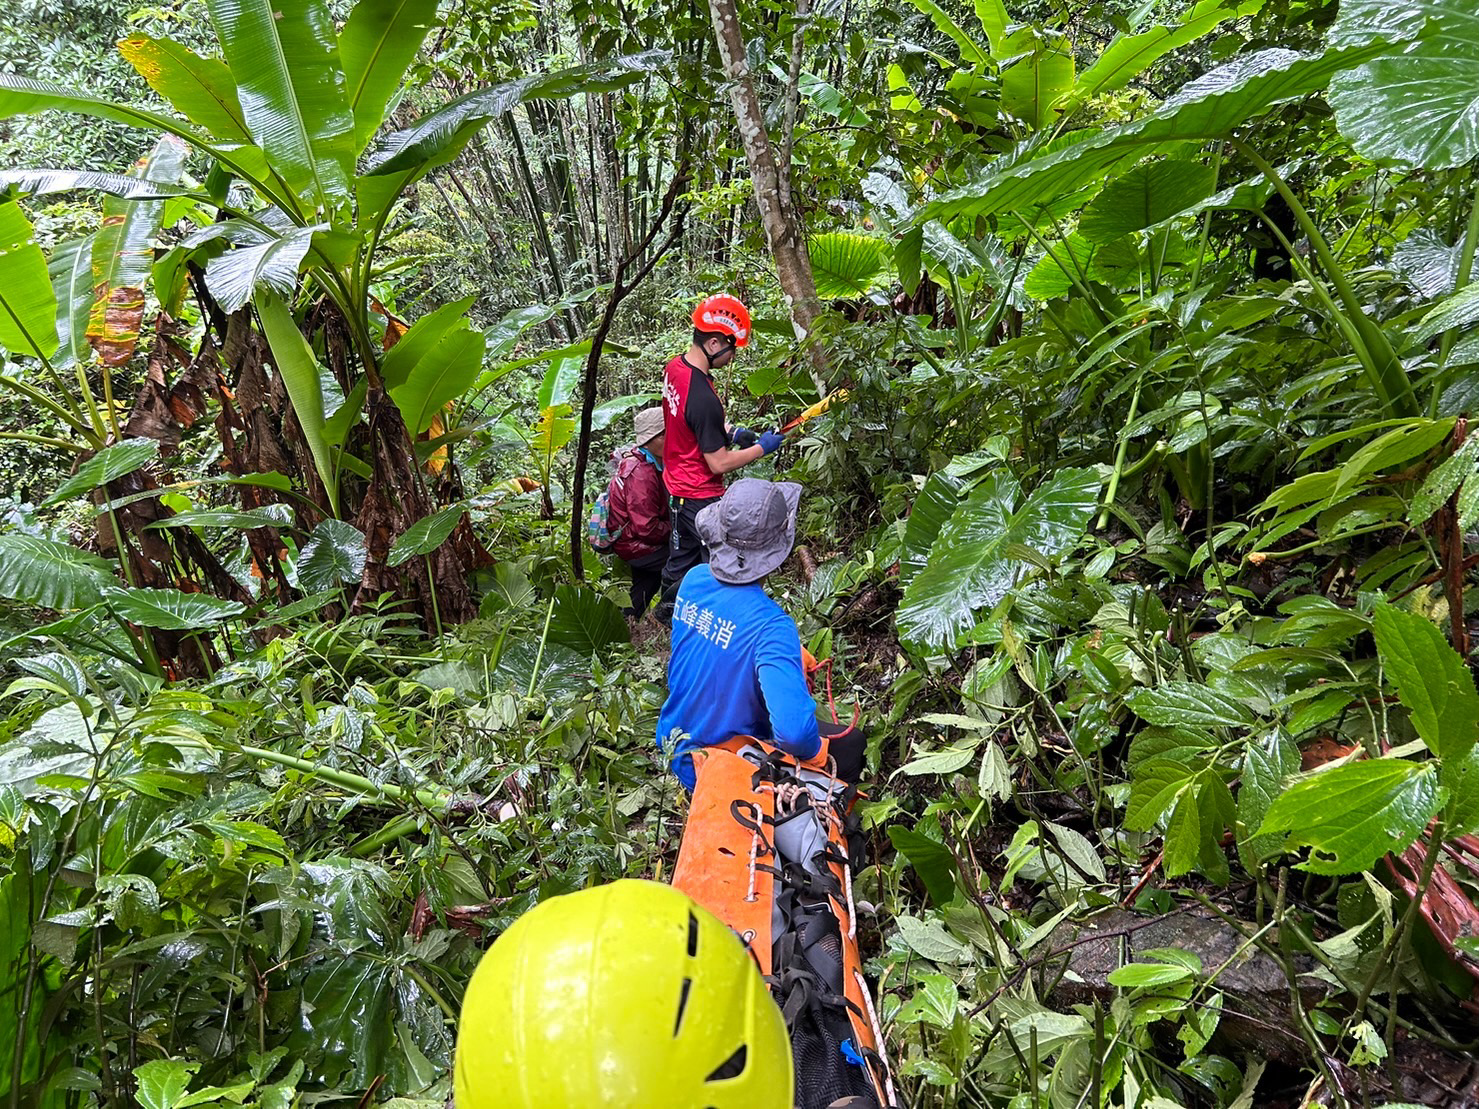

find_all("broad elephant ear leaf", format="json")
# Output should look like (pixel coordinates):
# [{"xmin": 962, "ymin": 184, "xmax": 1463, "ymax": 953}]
[
  {"xmin": 1065, "ymin": 0, "xmax": 1266, "ymax": 110},
  {"xmin": 387, "ymin": 504, "xmax": 466, "ymax": 567},
  {"xmin": 897, "ymin": 467, "xmax": 1100, "ymax": 649},
  {"xmin": 1078, "ymin": 159, "xmax": 1218, "ymax": 242},
  {"xmin": 900, "ymin": 472, "xmax": 963, "ymax": 587},
  {"xmin": 295, "ymin": 519, "xmax": 368, "ymax": 593},
  {"xmin": 1328, "ymin": 0, "xmax": 1479, "ymax": 170},
  {"xmin": 809, "ymin": 232, "xmax": 888, "ymax": 298},
  {"xmin": 0, "ymin": 535, "xmax": 115, "ymax": 610},
  {"xmin": 104, "ymin": 587, "xmax": 245, "ymax": 631},
  {"xmin": 546, "ymin": 584, "xmax": 629, "ymax": 655},
  {"xmin": 0, "ymin": 201, "xmax": 59, "ymax": 361},
  {"xmin": 1000, "ymin": 29, "xmax": 1075, "ymax": 131}
]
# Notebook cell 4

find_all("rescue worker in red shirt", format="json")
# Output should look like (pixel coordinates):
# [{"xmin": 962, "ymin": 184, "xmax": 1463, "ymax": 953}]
[{"xmin": 657, "ymin": 294, "xmax": 783, "ymax": 624}]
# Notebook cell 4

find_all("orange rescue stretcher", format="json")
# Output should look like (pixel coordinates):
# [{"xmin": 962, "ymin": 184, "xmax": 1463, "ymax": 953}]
[{"xmin": 673, "ymin": 732, "xmax": 900, "ymax": 1109}]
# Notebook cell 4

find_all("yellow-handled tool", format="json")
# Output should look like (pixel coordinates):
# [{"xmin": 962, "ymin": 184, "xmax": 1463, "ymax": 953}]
[{"xmin": 779, "ymin": 387, "xmax": 849, "ymax": 435}]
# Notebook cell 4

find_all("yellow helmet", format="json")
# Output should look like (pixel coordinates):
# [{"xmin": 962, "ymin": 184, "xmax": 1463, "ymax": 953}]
[{"xmin": 453, "ymin": 879, "xmax": 794, "ymax": 1109}]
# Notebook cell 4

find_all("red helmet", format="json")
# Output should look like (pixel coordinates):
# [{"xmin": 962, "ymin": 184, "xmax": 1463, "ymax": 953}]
[{"xmin": 692, "ymin": 294, "xmax": 751, "ymax": 348}]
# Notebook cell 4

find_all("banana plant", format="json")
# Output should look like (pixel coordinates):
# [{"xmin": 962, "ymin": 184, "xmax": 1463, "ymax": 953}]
[{"xmin": 0, "ymin": 0, "xmax": 666, "ymax": 629}]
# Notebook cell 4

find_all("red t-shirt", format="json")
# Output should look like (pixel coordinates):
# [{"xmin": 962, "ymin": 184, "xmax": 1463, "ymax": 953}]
[{"xmin": 661, "ymin": 355, "xmax": 728, "ymax": 499}]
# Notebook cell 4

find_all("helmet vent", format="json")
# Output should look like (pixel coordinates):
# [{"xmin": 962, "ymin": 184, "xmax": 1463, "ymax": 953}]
[
  {"xmin": 705, "ymin": 1045, "xmax": 747, "ymax": 1082},
  {"xmin": 674, "ymin": 977, "xmax": 693, "ymax": 1036},
  {"xmin": 687, "ymin": 911, "xmax": 700, "ymax": 957}
]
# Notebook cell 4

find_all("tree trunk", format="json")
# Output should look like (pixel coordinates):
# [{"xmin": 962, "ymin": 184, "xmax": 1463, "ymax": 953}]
[
  {"xmin": 570, "ymin": 169, "xmax": 691, "ymax": 577},
  {"xmin": 706, "ymin": 0, "xmax": 829, "ymax": 393}
]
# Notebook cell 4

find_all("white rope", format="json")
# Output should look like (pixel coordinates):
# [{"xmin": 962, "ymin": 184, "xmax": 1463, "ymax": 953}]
[
  {"xmin": 844, "ymin": 860, "xmax": 856, "ymax": 940},
  {"xmin": 853, "ymin": 968, "xmax": 898, "ymax": 1109},
  {"xmin": 744, "ymin": 803, "xmax": 762, "ymax": 903}
]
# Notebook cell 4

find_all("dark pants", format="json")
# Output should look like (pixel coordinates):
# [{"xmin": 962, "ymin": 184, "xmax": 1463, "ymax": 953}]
[
  {"xmin": 819, "ymin": 718, "xmax": 866, "ymax": 783},
  {"xmin": 625, "ymin": 549, "xmax": 667, "ymax": 618},
  {"xmin": 657, "ymin": 493, "xmax": 719, "ymax": 623}
]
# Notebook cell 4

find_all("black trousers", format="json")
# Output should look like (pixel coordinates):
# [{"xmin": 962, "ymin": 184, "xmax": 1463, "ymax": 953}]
[
  {"xmin": 657, "ymin": 493, "xmax": 720, "ymax": 623},
  {"xmin": 625, "ymin": 549, "xmax": 667, "ymax": 617},
  {"xmin": 819, "ymin": 718, "xmax": 866, "ymax": 783}
]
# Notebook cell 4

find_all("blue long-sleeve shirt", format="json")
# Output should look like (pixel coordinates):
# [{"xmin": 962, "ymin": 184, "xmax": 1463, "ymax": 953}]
[{"xmin": 657, "ymin": 564, "xmax": 821, "ymax": 788}]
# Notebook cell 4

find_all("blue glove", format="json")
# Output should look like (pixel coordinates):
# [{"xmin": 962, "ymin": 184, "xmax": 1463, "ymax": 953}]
[
  {"xmin": 731, "ymin": 425, "xmax": 758, "ymax": 449},
  {"xmin": 758, "ymin": 430, "xmax": 785, "ymax": 455}
]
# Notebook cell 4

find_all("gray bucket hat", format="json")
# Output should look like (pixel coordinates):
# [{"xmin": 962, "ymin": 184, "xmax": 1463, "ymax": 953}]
[
  {"xmin": 634, "ymin": 406, "xmax": 664, "ymax": 445},
  {"xmin": 696, "ymin": 478, "xmax": 802, "ymax": 584}
]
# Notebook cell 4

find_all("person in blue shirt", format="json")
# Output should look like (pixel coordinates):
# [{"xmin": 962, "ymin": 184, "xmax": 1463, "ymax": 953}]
[{"xmin": 657, "ymin": 478, "xmax": 865, "ymax": 790}]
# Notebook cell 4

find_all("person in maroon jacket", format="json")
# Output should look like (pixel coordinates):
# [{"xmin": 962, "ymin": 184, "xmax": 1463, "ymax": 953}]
[
  {"xmin": 657, "ymin": 294, "xmax": 784, "ymax": 624},
  {"xmin": 609, "ymin": 407, "xmax": 672, "ymax": 618}
]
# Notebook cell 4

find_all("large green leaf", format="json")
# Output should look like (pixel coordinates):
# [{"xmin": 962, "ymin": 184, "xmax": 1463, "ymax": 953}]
[
  {"xmin": 47, "ymin": 235, "xmax": 92, "ymax": 370},
  {"xmin": 380, "ymin": 297, "xmax": 475, "ymax": 391},
  {"xmin": 809, "ymin": 232, "xmax": 888, "ymax": 298},
  {"xmin": 0, "ymin": 535, "xmax": 115, "ymax": 610},
  {"xmin": 535, "ymin": 350, "xmax": 582, "ymax": 410},
  {"xmin": 88, "ymin": 135, "xmax": 188, "ymax": 367},
  {"xmin": 1000, "ymin": 29, "xmax": 1076, "ymax": 131},
  {"xmin": 485, "ymin": 303, "xmax": 555, "ymax": 359},
  {"xmin": 1078, "ymin": 159, "xmax": 1218, "ymax": 242},
  {"xmin": 386, "ymin": 504, "xmax": 466, "ymax": 567},
  {"xmin": 530, "ymin": 404, "xmax": 576, "ymax": 470},
  {"xmin": 256, "ymin": 290, "xmax": 339, "ymax": 515},
  {"xmin": 117, "ymin": 33, "xmax": 251, "ymax": 142},
  {"xmin": 1236, "ymin": 730, "xmax": 1301, "ymax": 870},
  {"xmin": 206, "ymin": 0, "xmax": 357, "ymax": 208},
  {"xmin": 1259, "ymin": 760, "xmax": 1442, "ymax": 875},
  {"xmin": 545, "ymin": 584, "xmax": 629, "ymax": 655},
  {"xmin": 903, "ymin": 0, "xmax": 989, "ymax": 65},
  {"xmin": 918, "ymin": 43, "xmax": 1395, "ymax": 225},
  {"xmin": 363, "ymin": 51, "xmax": 668, "ymax": 179},
  {"xmin": 1328, "ymin": 0, "xmax": 1479, "ymax": 170},
  {"xmin": 0, "ymin": 202, "xmax": 57, "ymax": 362},
  {"xmin": 888, "ymin": 826, "xmax": 959, "ymax": 906},
  {"xmin": 105, "ymin": 587, "xmax": 246, "ymax": 631},
  {"xmin": 386, "ymin": 321, "xmax": 486, "ymax": 435},
  {"xmin": 1066, "ymin": 0, "xmax": 1265, "ymax": 109},
  {"xmin": 897, "ymin": 467, "xmax": 1100, "ymax": 648},
  {"xmin": 148, "ymin": 504, "xmax": 294, "ymax": 530},
  {"xmin": 45, "ymin": 439, "xmax": 158, "ymax": 506},
  {"xmin": 0, "ymin": 169, "xmax": 191, "ymax": 201},
  {"xmin": 204, "ymin": 225, "xmax": 323, "ymax": 314},
  {"xmin": 0, "ymin": 74, "xmax": 209, "ymax": 143},
  {"xmin": 1126, "ymin": 682, "xmax": 1256, "ymax": 730},
  {"xmin": 901, "ymin": 472, "xmax": 963, "ymax": 587},
  {"xmin": 1372, "ymin": 603, "xmax": 1479, "ymax": 762},
  {"xmin": 338, "ymin": 0, "xmax": 438, "ymax": 152},
  {"xmin": 295, "ymin": 519, "xmax": 367, "ymax": 593}
]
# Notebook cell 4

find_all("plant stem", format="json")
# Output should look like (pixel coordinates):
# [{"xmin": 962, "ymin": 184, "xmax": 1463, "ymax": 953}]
[
  {"xmin": 1234, "ymin": 143, "xmax": 1416, "ymax": 419},
  {"xmin": 1435, "ymin": 188, "xmax": 1479, "ymax": 385},
  {"xmin": 529, "ymin": 596, "xmax": 556, "ymax": 699},
  {"xmin": 1097, "ymin": 375, "xmax": 1143, "ymax": 529}
]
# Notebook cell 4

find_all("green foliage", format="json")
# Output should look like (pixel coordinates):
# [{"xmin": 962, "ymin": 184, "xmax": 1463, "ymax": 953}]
[
  {"xmin": 0, "ymin": 201, "xmax": 58, "ymax": 361},
  {"xmin": 1328, "ymin": 0, "xmax": 1479, "ymax": 170},
  {"xmin": 897, "ymin": 466, "xmax": 1100, "ymax": 649}
]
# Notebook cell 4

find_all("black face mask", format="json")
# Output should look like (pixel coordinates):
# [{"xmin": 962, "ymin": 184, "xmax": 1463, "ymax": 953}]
[{"xmin": 707, "ymin": 339, "xmax": 737, "ymax": 368}]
